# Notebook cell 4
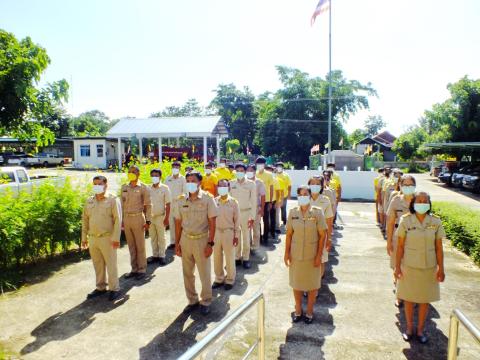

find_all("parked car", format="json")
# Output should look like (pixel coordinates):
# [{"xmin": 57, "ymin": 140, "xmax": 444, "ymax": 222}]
[
  {"xmin": 451, "ymin": 164, "xmax": 478, "ymax": 188},
  {"xmin": 36, "ymin": 153, "xmax": 67, "ymax": 167},
  {"xmin": 462, "ymin": 165, "xmax": 480, "ymax": 193},
  {"xmin": 0, "ymin": 167, "xmax": 65, "ymax": 196},
  {"xmin": 0, "ymin": 154, "xmax": 3, "ymax": 165},
  {"xmin": 7, "ymin": 154, "xmax": 42, "ymax": 168},
  {"xmin": 437, "ymin": 165, "xmax": 458, "ymax": 187}
]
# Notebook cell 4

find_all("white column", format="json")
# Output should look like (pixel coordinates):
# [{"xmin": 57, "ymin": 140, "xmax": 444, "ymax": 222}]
[
  {"xmin": 138, "ymin": 137, "xmax": 143, "ymax": 159},
  {"xmin": 176, "ymin": 137, "xmax": 180, "ymax": 147},
  {"xmin": 158, "ymin": 137, "xmax": 163, "ymax": 163},
  {"xmin": 203, "ymin": 136, "xmax": 207, "ymax": 164},
  {"xmin": 117, "ymin": 137, "xmax": 122, "ymax": 170},
  {"xmin": 216, "ymin": 134, "xmax": 220, "ymax": 164}
]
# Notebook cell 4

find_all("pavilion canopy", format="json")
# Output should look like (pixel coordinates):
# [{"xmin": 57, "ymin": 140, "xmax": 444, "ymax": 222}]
[{"xmin": 424, "ymin": 142, "xmax": 480, "ymax": 151}]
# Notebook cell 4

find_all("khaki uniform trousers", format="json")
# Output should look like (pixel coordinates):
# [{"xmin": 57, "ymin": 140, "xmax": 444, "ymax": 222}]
[
  {"xmin": 236, "ymin": 211, "xmax": 251, "ymax": 261},
  {"xmin": 168, "ymin": 203, "xmax": 177, "ymax": 245},
  {"xmin": 124, "ymin": 213, "xmax": 147, "ymax": 273},
  {"xmin": 181, "ymin": 235, "xmax": 212, "ymax": 306},
  {"xmin": 214, "ymin": 229, "xmax": 236, "ymax": 285},
  {"xmin": 251, "ymin": 211, "xmax": 262, "ymax": 250},
  {"xmin": 150, "ymin": 215, "xmax": 166, "ymax": 258},
  {"xmin": 89, "ymin": 235, "xmax": 119, "ymax": 291}
]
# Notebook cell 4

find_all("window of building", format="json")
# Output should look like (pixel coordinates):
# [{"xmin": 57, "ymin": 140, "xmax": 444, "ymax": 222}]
[
  {"xmin": 80, "ymin": 145, "xmax": 91, "ymax": 157},
  {"xmin": 97, "ymin": 144, "xmax": 104, "ymax": 158}
]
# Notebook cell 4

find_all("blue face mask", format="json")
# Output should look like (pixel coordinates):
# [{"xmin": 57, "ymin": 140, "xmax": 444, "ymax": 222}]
[
  {"xmin": 218, "ymin": 187, "xmax": 229, "ymax": 196},
  {"xmin": 186, "ymin": 183, "xmax": 198, "ymax": 194},
  {"xmin": 309, "ymin": 185, "xmax": 321, "ymax": 194},
  {"xmin": 414, "ymin": 203, "xmax": 430, "ymax": 214},
  {"xmin": 236, "ymin": 172, "xmax": 245, "ymax": 180},
  {"xmin": 297, "ymin": 196, "xmax": 310, "ymax": 206},
  {"xmin": 401, "ymin": 186, "xmax": 416, "ymax": 195}
]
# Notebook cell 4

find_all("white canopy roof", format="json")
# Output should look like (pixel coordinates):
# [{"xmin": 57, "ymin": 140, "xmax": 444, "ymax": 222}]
[{"xmin": 106, "ymin": 116, "xmax": 228, "ymax": 138}]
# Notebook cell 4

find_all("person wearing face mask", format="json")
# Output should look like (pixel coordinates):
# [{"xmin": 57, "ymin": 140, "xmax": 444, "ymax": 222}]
[
  {"xmin": 255, "ymin": 157, "xmax": 274, "ymax": 244},
  {"xmin": 212, "ymin": 179, "xmax": 240, "ymax": 290},
  {"xmin": 230, "ymin": 163, "xmax": 257, "ymax": 268},
  {"xmin": 374, "ymin": 168, "xmax": 385, "ymax": 225},
  {"xmin": 308, "ymin": 176, "xmax": 334, "ymax": 277},
  {"xmin": 174, "ymin": 171, "xmax": 218, "ymax": 315},
  {"xmin": 384, "ymin": 169, "xmax": 403, "ymax": 214},
  {"xmin": 82, "ymin": 176, "xmax": 121, "ymax": 301},
  {"xmin": 166, "ymin": 161, "xmax": 187, "ymax": 249},
  {"xmin": 386, "ymin": 175, "xmax": 416, "ymax": 307},
  {"xmin": 284, "ymin": 185, "xmax": 327, "ymax": 324},
  {"xmin": 378, "ymin": 166, "xmax": 393, "ymax": 234},
  {"xmin": 395, "ymin": 191, "xmax": 446, "ymax": 344},
  {"xmin": 271, "ymin": 165, "xmax": 284, "ymax": 237},
  {"xmin": 121, "ymin": 165, "xmax": 152, "ymax": 280},
  {"xmin": 246, "ymin": 164, "xmax": 266, "ymax": 252},
  {"xmin": 322, "ymin": 171, "xmax": 337, "ymax": 220},
  {"xmin": 326, "ymin": 163, "xmax": 342, "ymax": 229},
  {"xmin": 201, "ymin": 161, "xmax": 219, "ymax": 196},
  {"xmin": 147, "ymin": 169, "xmax": 171, "ymax": 266},
  {"xmin": 215, "ymin": 158, "xmax": 234, "ymax": 180},
  {"xmin": 275, "ymin": 162, "xmax": 292, "ymax": 227}
]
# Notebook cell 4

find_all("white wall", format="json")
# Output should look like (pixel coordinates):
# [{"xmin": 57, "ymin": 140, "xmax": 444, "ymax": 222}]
[
  {"xmin": 285, "ymin": 169, "xmax": 377, "ymax": 201},
  {"xmin": 73, "ymin": 139, "xmax": 107, "ymax": 169}
]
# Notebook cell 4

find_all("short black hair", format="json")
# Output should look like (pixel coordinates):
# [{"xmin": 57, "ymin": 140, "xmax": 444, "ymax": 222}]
[
  {"xmin": 378, "ymin": 168, "xmax": 384, "ymax": 173},
  {"xmin": 247, "ymin": 163, "xmax": 256, "ymax": 171},
  {"xmin": 409, "ymin": 191, "xmax": 432, "ymax": 214},
  {"xmin": 275, "ymin": 162, "xmax": 284, "ymax": 167},
  {"xmin": 186, "ymin": 171, "xmax": 202, "ymax": 182},
  {"xmin": 235, "ymin": 163, "xmax": 246, "ymax": 170},
  {"xmin": 401, "ymin": 174, "xmax": 416, "ymax": 186},
  {"xmin": 128, "ymin": 165, "xmax": 140, "ymax": 173},
  {"xmin": 228, "ymin": 164, "xmax": 234, "ymax": 170},
  {"xmin": 255, "ymin": 156, "xmax": 266, "ymax": 164},
  {"xmin": 220, "ymin": 158, "xmax": 227, "ymax": 162},
  {"xmin": 218, "ymin": 178, "xmax": 230, "ymax": 186},
  {"xmin": 206, "ymin": 161, "xmax": 215, "ymax": 167},
  {"xmin": 327, "ymin": 163, "xmax": 335, "ymax": 168},
  {"xmin": 297, "ymin": 185, "xmax": 311, "ymax": 196},
  {"xmin": 150, "ymin": 168, "xmax": 162, "ymax": 176},
  {"xmin": 93, "ymin": 175, "xmax": 107, "ymax": 184},
  {"xmin": 172, "ymin": 161, "xmax": 181, "ymax": 167}
]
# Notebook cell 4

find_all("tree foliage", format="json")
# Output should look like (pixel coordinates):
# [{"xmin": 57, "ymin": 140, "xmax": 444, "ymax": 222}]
[
  {"xmin": 392, "ymin": 126, "xmax": 428, "ymax": 160},
  {"xmin": 150, "ymin": 98, "xmax": 205, "ymax": 118},
  {"xmin": 364, "ymin": 115, "xmax": 386, "ymax": 137}
]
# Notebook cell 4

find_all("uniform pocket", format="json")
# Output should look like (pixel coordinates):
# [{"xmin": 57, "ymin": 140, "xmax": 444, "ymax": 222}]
[
  {"xmin": 303, "ymin": 238, "xmax": 318, "ymax": 261},
  {"xmin": 291, "ymin": 239, "xmax": 303, "ymax": 261},
  {"xmin": 404, "ymin": 248, "xmax": 424, "ymax": 269}
]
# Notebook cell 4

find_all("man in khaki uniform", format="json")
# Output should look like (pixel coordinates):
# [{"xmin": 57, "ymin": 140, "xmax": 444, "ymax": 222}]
[
  {"xmin": 246, "ymin": 164, "xmax": 265, "ymax": 252},
  {"xmin": 174, "ymin": 171, "xmax": 218, "ymax": 315},
  {"xmin": 166, "ymin": 161, "xmax": 187, "ymax": 249},
  {"xmin": 212, "ymin": 179, "xmax": 240, "ymax": 290},
  {"xmin": 121, "ymin": 165, "xmax": 152, "ymax": 280},
  {"xmin": 81, "ymin": 175, "xmax": 121, "ymax": 301},
  {"xmin": 255, "ymin": 156, "xmax": 274, "ymax": 244},
  {"xmin": 230, "ymin": 163, "xmax": 256, "ymax": 268},
  {"xmin": 147, "ymin": 168, "xmax": 171, "ymax": 266}
]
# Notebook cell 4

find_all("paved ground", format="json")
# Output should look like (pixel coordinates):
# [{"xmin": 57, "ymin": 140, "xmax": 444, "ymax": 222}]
[{"xmin": 1, "ymin": 201, "xmax": 479, "ymax": 360}]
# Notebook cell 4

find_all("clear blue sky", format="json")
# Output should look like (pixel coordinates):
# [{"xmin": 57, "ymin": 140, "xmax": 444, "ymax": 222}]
[{"xmin": 1, "ymin": 0, "xmax": 479, "ymax": 136}]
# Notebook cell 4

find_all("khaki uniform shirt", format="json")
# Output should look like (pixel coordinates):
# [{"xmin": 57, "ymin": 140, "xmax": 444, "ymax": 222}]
[
  {"xmin": 121, "ymin": 181, "xmax": 152, "ymax": 221},
  {"xmin": 174, "ymin": 190, "xmax": 218, "ymax": 235},
  {"xmin": 397, "ymin": 213, "xmax": 446, "ymax": 269},
  {"xmin": 286, "ymin": 206, "xmax": 327, "ymax": 261},
  {"xmin": 82, "ymin": 194, "xmax": 121, "ymax": 243},
  {"xmin": 149, "ymin": 184, "xmax": 171, "ymax": 217},
  {"xmin": 310, "ymin": 194, "xmax": 334, "ymax": 219},
  {"xmin": 323, "ymin": 187, "xmax": 336, "ymax": 206},
  {"xmin": 215, "ymin": 195, "xmax": 241, "ymax": 238},
  {"xmin": 166, "ymin": 175, "xmax": 187, "ymax": 201},
  {"xmin": 387, "ymin": 194, "xmax": 410, "ymax": 226},
  {"xmin": 255, "ymin": 179, "xmax": 266, "ymax": 210},
  {"xmin": 230, "ymin": 179, "xmax": 257, "ymax": 220}
]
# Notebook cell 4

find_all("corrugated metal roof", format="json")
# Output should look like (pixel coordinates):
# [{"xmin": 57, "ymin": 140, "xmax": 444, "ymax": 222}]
[{"xmin": 106, "ymin": 116, "xmax": 227, "ymax": 138}]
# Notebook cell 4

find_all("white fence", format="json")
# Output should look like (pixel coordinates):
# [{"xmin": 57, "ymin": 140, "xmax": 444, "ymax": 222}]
[{"xmin": 285, "ymin": 169, "xmax": 377, "ymax": 201}]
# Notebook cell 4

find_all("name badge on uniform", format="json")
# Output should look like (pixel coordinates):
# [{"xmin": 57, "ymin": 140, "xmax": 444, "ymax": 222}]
[
  {"xmin": 426, "ymin": 225, "xmax": 436, "ymax": 230},
  {"xmin": 292, "ymin": 216, "xmax": 299, "ymax": 220},
  {"xmin": 307, "ymin": 217, "xmax": 316, "ymax": 221},
  {"xmin": 407, "ymin": 227, "xmax": 417, "ymax": 231},
  {"xmin": 182, "ymin": 205, "xmax": 189, "ymax": 208}
]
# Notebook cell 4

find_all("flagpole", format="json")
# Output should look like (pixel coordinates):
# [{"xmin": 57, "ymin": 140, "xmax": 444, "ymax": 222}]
[{"xmin": 327, "ymin": 0, "xmax": 332, "ymax": 155}]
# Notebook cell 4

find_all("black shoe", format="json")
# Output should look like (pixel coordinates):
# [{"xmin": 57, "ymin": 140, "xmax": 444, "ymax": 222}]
[
  {"xmin": 124, "ymin": 272, "xmax": 138, "ymax": 279},
  {"xmin": 108, "ymin": 291, "xmax": 120, "ymax": 301},
  {"xmin": 304, "ymin": 315, "xmax": 314, "ymax": 324},
  {"xmin": 417, "ymin": 334, "xmax": 428, "ymax": 344},
  {"xmin": 224, "ymin": 284, "xmax": 233, "ymax": 291},
  {"xmin": 183, "ymin": 302, "xmax": 200, "ymax": 314},
  {"xmin": 235, "ymin": 259, "xmax": 243, "ymax": 266},
  {"xmin": 212, "ymin": 282, "xmax": 224, "ymax": 289},
  {"xmin": 395, "ymin": 300, "xmax": 404, "ymax": 308},
  {"xmin": 167, "ymin": 244, "xmax": 176, "ymax": 250},
  {"xmin": 243, "ymin": 261, "xmax": 251, "ymax": 269},
  {"xmin": 158, "ymin": 257, "xmax": 167, "ymax": 266},
  {"xmin": 87, "ymin": 289, "xmax": 107, "ymax": 299},
  {"xmin": 135, "ymin": 273, "xmax": 146, "ymax": 280},
  {"xmin": 291, "ymin": 312, "xmax": 303, "ymax": 323},
  {"xmin": 275, "ymin": 229, "xmax": 281, "ymax": 234},
  {"xmin": 402, "ymin": 332, "xmax": 414, "ymax": 342},
  {"xmin": 199, "ymin": 305, "xmax": 210, "ymax": 315},
  {"xmin": 147, "ymin": 256, "xmax": 160, "ymax": 264}
]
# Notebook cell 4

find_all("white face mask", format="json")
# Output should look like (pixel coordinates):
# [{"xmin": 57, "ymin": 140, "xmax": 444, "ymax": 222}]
[
  {"xmin": 219, "ymin": 163, "xmax": 226, "ymax": 168},
  {"xmin": 309, "ymin": 185, "xmax": 321, "ymax": 194},
  {"xmin": 218, "ymin": 187, "xmax": 229, "ymax": 196},
  {"xmin": 172, "ymin": 168, "xmax": 180, "ymax": 175},
  {"xmin": 186, "ymin": 182, "xmax": 198, "ymax": 194},
  {"xmin": 246, "ymin": 171, "xmax": 255, "ymax": 179},
  {"xmin": 276, "ymin": 167, "xmax": 283, "ymax": 173},
  {"xmin": 205, "ymin": 168, "xmax": 212, "ymax": 175},
  {"xmin": 93, "ymin": 184, "xmax": 105, "ymax": 195},
  {"xmin": 151, "ymin": 177, "xmax": 160, "ymax": 184},
  {"xmin": 298, "ymin": 195, "xmax": 310, "ymax": 206},
  {"xmin": 236, "ymin": 172, "xmax": 245, "ymax": 180},
  {"xmin": 257, "ymin": 164, "xmax": 265, "ymax": 171}
]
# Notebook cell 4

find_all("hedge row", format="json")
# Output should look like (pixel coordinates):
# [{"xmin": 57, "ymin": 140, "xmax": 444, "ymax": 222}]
[{"xmin": 432, "ymin": 201, "xmax": 480, "ymax": 265}]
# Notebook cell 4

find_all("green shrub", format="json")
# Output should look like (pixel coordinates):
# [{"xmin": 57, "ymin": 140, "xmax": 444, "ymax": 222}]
[{"xmin": 432, "ymin": 201, "xmax": 480, "ymax": 265}]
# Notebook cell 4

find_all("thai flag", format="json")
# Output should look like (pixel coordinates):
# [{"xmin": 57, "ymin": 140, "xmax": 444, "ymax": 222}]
[{"xmin": 311, "ymin": 0, "xmax": 330, "ymax": 25}]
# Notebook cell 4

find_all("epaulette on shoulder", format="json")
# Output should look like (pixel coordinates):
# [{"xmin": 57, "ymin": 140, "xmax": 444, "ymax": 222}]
[
  {"xmin": 207, "ymin": 192, "xmax": 214, "ymax": 198},
  {"xmin": 400, "ymin": 213, "xmax": 411, "ymax": 219},
  {"xmin": 431, "ymin": 214, "xmax": 440, "ymax": 219},
  {"xmin": 178, "ymin": 194, "xmax": 186, "ymax": 200}
]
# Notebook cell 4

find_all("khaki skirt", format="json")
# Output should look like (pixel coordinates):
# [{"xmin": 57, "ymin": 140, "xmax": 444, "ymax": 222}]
[
  {"xmin": 396, "ymin": 265, "xmax": 440, "ymax": 303},
  {"xmin": 390, "ymin": 233, "xmax": 398, "ymax": 270},
  {"xmin": 289, "ymin": 260, "xmax": 321, "ymax": 291}
]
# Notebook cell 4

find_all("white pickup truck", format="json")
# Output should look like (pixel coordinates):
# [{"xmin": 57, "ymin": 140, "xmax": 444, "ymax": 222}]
[
  {"xmin": 0, "ymin": 167, "xmax": 65, "ymax": 196},
  {"xmin": 7, "ymin": 154, "xmax": 42, "ymax": 167},
  {"xmin": 36, "ymin": 153, "xmax": 67, "ymax": 167}
]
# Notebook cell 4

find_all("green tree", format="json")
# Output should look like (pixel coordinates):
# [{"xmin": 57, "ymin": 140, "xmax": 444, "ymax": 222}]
[
  {"xmin": 0, "ymin": 30, "xmax": 69, "ymax": 144},
  {"xmin": 348, "ymin": 128, "xmax": 367, "ymax": 147},
  {"xmin": 364, "ymin": 115, "xmax": 386, "ymax": 136},
  {"xmin": 392, "ymin": 126, "xmax": 428, "ymax": 160},
  {"xmin": 72, "ymin": 110, "xmax": 110, "ymax": 136},
  {"xmin": 150, "ymin": 98, "xmax": 204, "ymax": 117},
  {"xmin": 225, "ymin": 139, "xmax": 241, "ymax": 154},
  {"xmin": 255, "ymin": 66, "xmax": 376, "ymax": 166}
]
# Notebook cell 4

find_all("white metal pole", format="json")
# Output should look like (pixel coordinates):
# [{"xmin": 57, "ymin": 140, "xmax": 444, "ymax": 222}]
[
  {"xmin": 117, "ymin": 137, "xmax": 122, "ymax": 171},
  {"xmin": 327, "ymin": 0, "xmax": 332, "ymax": 154},
  {"xmin": 138, "ymin": 137, "xmax": 143, "ymax": 159},
  {"xmin": 216, "ymin": 134, "xmax": 220, "ymax": 164},
  {"xmin": 203, "ymin": 136, "xmax": 207, "ymax": 165},
  {"xmin": 158, "ymin": 137, "xmax": 163, "ymax": 163}
]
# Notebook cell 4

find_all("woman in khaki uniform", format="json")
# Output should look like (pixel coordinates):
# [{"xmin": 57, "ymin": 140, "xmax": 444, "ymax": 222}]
[
  {"xmin": 308, "ymin": 176, "xmax": 334, "ymax": 277},
  {"xmin": 284, "ymin": 185, "xmax": 327, "ymax": 324},
  {"xmin": 395, "ymin": 191, "xmax": 446, "ymax": 344}
]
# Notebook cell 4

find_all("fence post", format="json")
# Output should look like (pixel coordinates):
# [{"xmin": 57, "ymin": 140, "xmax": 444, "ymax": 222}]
[{"xmin": 448, "ymin": 315, "xmax": 459, "ymax": 360}]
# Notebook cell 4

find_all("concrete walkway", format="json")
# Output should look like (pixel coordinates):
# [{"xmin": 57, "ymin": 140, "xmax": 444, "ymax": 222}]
[{"xmin": 1, "ymin": 202, "xmax": 479, "ymax": 359}]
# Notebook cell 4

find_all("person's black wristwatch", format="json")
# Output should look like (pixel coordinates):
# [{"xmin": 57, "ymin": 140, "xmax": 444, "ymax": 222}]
[
  {"xmin": 207, "ymin": 241, "xmax": 215, "ymax": 247},
  {"xmin": 146, "ymin": 221, "xmax": 151, "ymax": 225}
]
